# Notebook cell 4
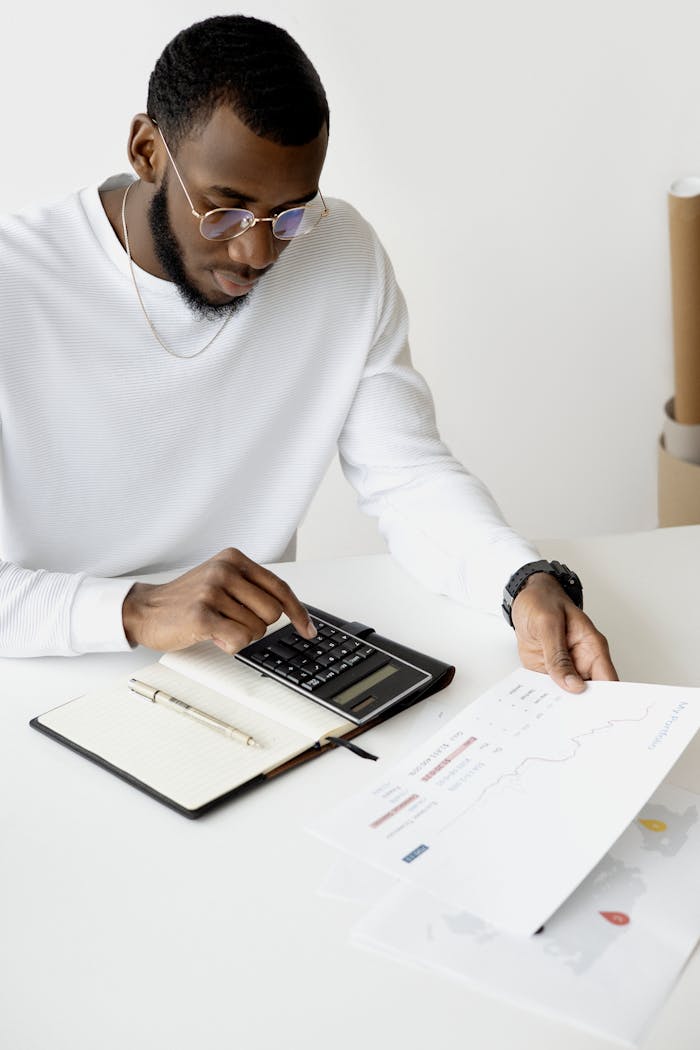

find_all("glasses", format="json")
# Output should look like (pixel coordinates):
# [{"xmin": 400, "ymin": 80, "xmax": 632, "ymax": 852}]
[{"xmin": 154, "ymin": 123, "xmax": 329, "ymax": 242}]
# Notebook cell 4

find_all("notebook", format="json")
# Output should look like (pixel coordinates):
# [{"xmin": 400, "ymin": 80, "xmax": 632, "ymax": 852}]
[{"xmin": 30, "ymin": 606, "xmax": 454, "ymax": 818}]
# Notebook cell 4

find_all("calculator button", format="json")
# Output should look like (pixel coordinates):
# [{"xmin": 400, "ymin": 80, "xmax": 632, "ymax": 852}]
[
  {"xmin": 319, "ymin": 626, "xmax": 335, "ymax": 638},
  {"xmin": 266, "ymin": 641, "xmax": 297, "ymax": 661},
  {"xmin": 357, "ymin": 646, "xmax": 373, "ymax": 659},
  {"xmin": 344, "ymin": 655, "xmax": 361, "ymax": 667},
  {"xmin": 302, "ymin": 678, "xmax": 322, "ymax": 691}
]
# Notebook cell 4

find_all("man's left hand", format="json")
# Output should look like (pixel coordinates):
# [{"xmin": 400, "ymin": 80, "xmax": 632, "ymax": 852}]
[{"xmin": 510, "ymin": 572, "xmax": 618, "ymax": 692}]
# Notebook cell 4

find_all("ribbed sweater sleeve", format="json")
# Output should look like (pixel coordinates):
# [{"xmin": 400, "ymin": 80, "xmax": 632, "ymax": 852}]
[
  {"xmin": 338, "ymin": 236, "xmax": 540, "ymax": 614},
  {"xmin": 0, "ymin": 563, "xmax": 133, "ymax": 656}
]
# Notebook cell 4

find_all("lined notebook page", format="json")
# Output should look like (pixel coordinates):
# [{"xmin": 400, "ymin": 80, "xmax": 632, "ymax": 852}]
[
  {"xmin": 161, "ymin": 640, "xmax": 353, "ymax": 741},
  {"xmin": 36, "ymin": 662, "xmax": 314, "ymax": 813}
]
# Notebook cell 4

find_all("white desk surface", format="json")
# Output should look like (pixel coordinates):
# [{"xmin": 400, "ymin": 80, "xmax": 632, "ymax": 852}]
[{"xmin": 3, "ymin": 526, "xmax": 700, "ymax": 1050}]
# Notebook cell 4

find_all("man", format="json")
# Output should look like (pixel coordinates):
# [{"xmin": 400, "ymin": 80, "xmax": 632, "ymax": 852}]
[{"xmin": 0, "ymin": 14, "xmax": 616, "ymax": 692}]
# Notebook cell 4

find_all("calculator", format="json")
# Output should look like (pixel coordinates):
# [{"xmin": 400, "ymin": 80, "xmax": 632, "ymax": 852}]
[{"xmin": 235, "ymin": 613, "xmax": 433, "ymax": 725}]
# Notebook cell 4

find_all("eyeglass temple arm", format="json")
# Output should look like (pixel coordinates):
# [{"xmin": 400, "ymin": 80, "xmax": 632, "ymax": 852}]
[{"xmin": 153, "ymin": 121, "xmax": 202, "ymax": 218}]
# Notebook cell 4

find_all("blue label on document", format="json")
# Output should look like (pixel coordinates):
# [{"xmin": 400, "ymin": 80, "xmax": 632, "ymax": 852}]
[{"xmin": 402, "ymin": 844, "xmax": 429, "ymax": 863}]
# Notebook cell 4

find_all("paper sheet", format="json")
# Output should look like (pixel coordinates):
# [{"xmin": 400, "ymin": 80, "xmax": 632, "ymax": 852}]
[
  {"xmin": 351, "ymin": 782, "xmax": 700, "ymax": 1047},
  {"xmin": 308, "ymin": 670, "xmax": 700, "ymax": 935}
]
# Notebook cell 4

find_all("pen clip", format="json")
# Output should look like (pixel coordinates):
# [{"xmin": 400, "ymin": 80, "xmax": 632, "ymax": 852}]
[{"xmin": 129, "ymin": 678, "xmax": 158, "ymax": 701}]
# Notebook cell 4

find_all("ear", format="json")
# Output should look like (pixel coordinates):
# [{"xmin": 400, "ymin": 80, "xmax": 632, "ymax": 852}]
[{"xmin": 127, "ymin": 114, "xmax": 162, "ymax": 185}]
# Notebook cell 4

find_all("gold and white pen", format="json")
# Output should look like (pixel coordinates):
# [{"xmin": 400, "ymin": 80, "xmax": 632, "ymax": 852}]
[{"xmin": 128, "ymin": 678, "xmax": 259, "ymax": 747}]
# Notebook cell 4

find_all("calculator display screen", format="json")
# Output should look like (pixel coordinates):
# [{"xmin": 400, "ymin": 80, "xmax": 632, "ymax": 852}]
[{"xmin": 333, "ymin": 663, "xmax": 397, "ymax": 705}]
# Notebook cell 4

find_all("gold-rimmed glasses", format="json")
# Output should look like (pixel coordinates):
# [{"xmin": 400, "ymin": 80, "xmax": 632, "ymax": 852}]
[{"xmin": 153, "ymin": 122, "xmax": 329, "ymax": 242}]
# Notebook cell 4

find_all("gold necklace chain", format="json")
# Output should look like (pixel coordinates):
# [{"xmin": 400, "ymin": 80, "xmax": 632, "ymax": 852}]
[{"xmin": 121, "ymin": 181, "xmax": 233, "ymax": 359}]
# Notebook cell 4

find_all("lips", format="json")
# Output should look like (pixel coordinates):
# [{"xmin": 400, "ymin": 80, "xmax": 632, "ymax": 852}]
[{"xmin": 212, "ymin": 270, "xmax": 259, "ymax": 297}]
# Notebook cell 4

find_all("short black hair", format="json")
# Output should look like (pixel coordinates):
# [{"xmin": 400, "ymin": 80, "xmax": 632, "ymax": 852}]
[{"xmin": 147, "ymin": 14, "xmax": 329, "ymax": 152}]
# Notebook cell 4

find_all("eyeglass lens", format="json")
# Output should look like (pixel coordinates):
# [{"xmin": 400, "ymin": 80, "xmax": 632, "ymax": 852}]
[{"xmin": 200, "ymin": 198, "xmax": 326, "ymax": 242}]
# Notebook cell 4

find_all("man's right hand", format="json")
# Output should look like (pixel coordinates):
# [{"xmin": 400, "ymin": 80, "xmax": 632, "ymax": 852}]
[{"xmin": 122, "ymin": 547, "xmax": 317, "ymax": 653}]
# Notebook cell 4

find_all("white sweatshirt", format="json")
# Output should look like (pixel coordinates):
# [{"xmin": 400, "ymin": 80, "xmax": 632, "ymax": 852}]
[{"xmin": 0, "ymin": 175, "xmax": 538, "ymax": 656}]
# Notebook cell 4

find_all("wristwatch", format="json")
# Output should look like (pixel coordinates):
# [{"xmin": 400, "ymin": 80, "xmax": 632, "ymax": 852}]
[{"xmin": 502, "ymin": 559, "xmax": 583, "ymax": 628}]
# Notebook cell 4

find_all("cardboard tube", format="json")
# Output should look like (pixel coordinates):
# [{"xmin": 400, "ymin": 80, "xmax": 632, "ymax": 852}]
[
  {"xmin": 669, "ymin": 178, "xmax": 700, "ymax": 423},
  {"xmin": 662, "ymin": 397, "xmax": 700, "ymax": 464},
  {"xmin": 658, "ymin": 434, "xmax": 700, "ymax": 525}
]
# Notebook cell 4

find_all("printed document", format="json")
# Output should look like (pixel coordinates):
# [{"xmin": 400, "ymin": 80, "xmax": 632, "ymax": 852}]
[
  {"xmin": 351, "ymin": 782, "xmax": 700, "ymax": 1046},
  {"xmin": 308, "ymin": 669, "xmax": 700, "ymax": 935}
]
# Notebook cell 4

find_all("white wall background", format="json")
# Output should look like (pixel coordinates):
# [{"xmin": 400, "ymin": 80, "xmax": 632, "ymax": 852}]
[{"xmin": 4, "ymin": 0, "xmax": 699, "ymax": 557}]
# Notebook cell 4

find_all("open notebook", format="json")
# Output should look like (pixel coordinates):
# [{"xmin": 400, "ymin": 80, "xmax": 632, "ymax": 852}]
[{"xmin": 31, "ymin": 609, "xmax": 454, "ymax": 818}]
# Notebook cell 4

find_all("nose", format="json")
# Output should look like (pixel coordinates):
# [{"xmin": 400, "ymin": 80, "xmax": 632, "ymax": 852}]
[{"xmin": 226, "ymin": 220, "xmax": 281, "ymax": 271}]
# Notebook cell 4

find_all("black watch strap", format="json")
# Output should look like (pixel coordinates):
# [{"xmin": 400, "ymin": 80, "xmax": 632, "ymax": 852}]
[{"xmin": 502, "ymin": 559, "xmax": 583, "ymax": 628}]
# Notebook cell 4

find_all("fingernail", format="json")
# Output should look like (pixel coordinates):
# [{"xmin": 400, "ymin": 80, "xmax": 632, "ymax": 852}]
[
  {"xmin": 306, "ymin": 618, "xmax": 317, "ymax": 639},
  {"xmin": 565, "ymin": 674, "xmax": 584, "ymax": 691}
]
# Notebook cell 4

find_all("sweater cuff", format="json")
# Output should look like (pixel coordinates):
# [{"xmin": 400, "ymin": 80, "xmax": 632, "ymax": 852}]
[
  {"xmin": 70, "ymin": 576, "xmax": 137, "ymax": 653},
  {"xmin": 463, "ymin": 538, "xmax": 541, "ymax": 617}
]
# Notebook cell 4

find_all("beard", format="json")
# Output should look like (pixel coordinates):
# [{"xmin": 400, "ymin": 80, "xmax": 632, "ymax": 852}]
[{"xmin": 147, "ymin": 174, "xmax": 252, "ymax": 321}]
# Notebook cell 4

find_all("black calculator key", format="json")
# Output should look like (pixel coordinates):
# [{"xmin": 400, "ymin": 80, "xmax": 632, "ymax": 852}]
[
  {"xmin": 344, "ymin": 654, "xmax": 361, "ymax": 667},
  {"xmin": 357, "ymin": 646, "xmax": 373, "ymax": 659},
  {"xmin": 302, "ymin": 677, "xmax": 323, "ymax": 691},
  {"xmin": 266, "ymin": 641, "xmax": 297, "ymax": 661}
]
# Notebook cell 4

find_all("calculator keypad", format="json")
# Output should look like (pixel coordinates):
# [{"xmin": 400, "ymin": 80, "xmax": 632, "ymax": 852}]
[{"xmin": 238, "ymin": 616, "xmax": 390, "ymax": 702}]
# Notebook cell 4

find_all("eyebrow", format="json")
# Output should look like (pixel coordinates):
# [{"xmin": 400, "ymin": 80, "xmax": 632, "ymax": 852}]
[{"xmin": 207, "ymin": 184, "xmax": 319, "ymax": 208}]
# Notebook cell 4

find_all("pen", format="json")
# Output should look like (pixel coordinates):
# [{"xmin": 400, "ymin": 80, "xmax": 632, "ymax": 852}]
[{"xmin": 128, "ymin": 678, "xmax": 259, "ymax": 747}]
